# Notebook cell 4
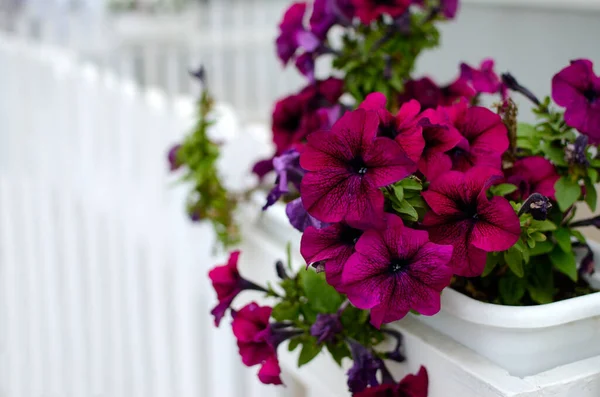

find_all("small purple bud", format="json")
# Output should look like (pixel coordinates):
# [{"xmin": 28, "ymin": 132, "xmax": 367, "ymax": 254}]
[
  {"xmin": 190, "ymin": 210, "xmax": 201, "ymax": 222},
  {"xmin": 168, "ymin": 144, "xmax": 182, "ymax": 171},
  {"xmin": 501, "ymin": 73, "xmax": 540, "ymax": 106},
  {"xmin": 189, "ymin": 65, "xmax": 206, "ymax": 84},
  {"xmin": 346, "ymin": 340, "xmax": 381, "ymax": 393},
  {"xmin": 275, "ymin": 260, "xmax": 289, "ymax": 280},
  {"xmin": 518, "ymin": 193, "xmax": 552, "ymax": 221},
  {"xmin": 393, "ymin": 11, "xmax": 411, "ymax": 35},
  {"xmin": 565, "ymin": 135, "xmax": 590, "ymax": 166},
  {"xmin": 310, "ymin": 313, "xmax": 343, "ymax": 344}
]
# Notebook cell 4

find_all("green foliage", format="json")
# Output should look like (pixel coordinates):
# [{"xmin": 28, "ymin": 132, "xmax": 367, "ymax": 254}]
[
  {"xmin": 489, "ymin": 183, "xmax": 518, "ymax": 197},
  {"xmin": 384, "ymin": 177, "xmax": 426, "ymax": 223},
  {"xmin": 555, "ymin": 177, "xmax": 581, "ymax": 211},
  {"xmin": 175, "ymin": 90, "xmax": 239, "ymax": 248}
]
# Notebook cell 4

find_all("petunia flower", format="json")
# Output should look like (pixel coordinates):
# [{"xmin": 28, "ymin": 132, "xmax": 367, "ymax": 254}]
[
  {"xmin": 505, "ymin": 156, "xmax": 560, "ymax": 201},
  {"xmin": 352, "ymin": 0, "xmax": 411, "ymax": 24},
  {"xmin": 352, "ymin": 366, "xmax": 429, "ymax": 397},
  {"xmin": 397, "ymin": 77, "xmax": 475, "ymax": 110},
  {"xmin": 208, "ymin": 251, "xmax": 267, "ymax": 326},
  {"xmin": 342, "ymin": 216, "xmax": 454, "ymax": 328},
  {"xmin": 460, "ymin": 58, "xmax": 507, "ymax": 98},
  {"xmin": 310, "ymin": 312, "xmax": 344, "ymax": 344},
  {"xmin": 301, "ymin": 109, "xmax": 416, "ymax": 224},
  {"xmin": 346, "ymin": 340, "xmax": 382, "ymax": 393},
  {"xmin": 417, "ymin": 107, "xmax": 463, "ymax": 180},
  {"xmin": 263, "ymin": 149, "xmax": 304, "ymax": 210},
  {"xmin": 286, "ymin": 197, "xmax": 327, "ymax": 232},
  {"xmin": 552, "ymin": 59, "xmax": 600, "ymax": 143},
  {"xmin": 310, "ymin": 0, "xmax": 356, "ymax": 39},
  {"xmin": 422, "ymin": 167, "xmax": 521, "ymax": 277},
  {"xmin": 445, "ymin": 100, "xmax": 509, "ymax": 172},
  {"xmin": 301, "ymin": 221, "xmax": 368, "ymax": 291},
  {"xmin": 276, "ymin": 2, "xmax": 320, "ymax": 65},
  {"xmin": 359, "ymin": 93, "xmax": 425, "ymax": 163}
]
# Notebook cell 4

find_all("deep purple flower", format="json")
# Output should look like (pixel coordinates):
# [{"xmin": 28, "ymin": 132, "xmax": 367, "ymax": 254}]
[
  {"xmin": 167, "ymin": 144, "xmax": 182, "ymax": 171},
  {"xmin": 565, "ymin": 134, "xmax": 590, "ymax": 166},
  {"xmin": 446, "ymin": 100, "xmax": 509, "ymax": 172},
  {"xmin": 263, "ymin": 149, "xmax": 304, "ymax": 210},
  {"xmin": 301, "ymin": 221, "xmax": 368, "ymax": 291},
  {"xmin": 422, "ymin": 167, "xmax": 521, "ymax": 277},
  {"xmin": 311, "ymin": 313, "xmax": 344, "ymax": 344},
  {"xmin": 276, "ymin": 3, "xmax": 320, "ymax": 65},
  {"xmin": 397, "ymin": 77, "xmax": 475, "ymax": 110},
  {"xmin": 505, "ymin": 156, "xmax": 560, "ymax": 201},
  {"xmin": 342, "ymin": 216, "xmax": 454, "ymax": 328},
  {"xmin": 208, "ymin": 251, "xmax": 266, "ymax": 326},
  {"xmin": 359, "ymin": 93, "xmax": 425, "ymax": 163},
  {"xmin": 417, "ymin": 106, "xmax": 463, "ymax": 180},
  {"xmin": 300, "ymin": 109, "xmax": 416, "ymax": 224},
  {"xmin": 310, "ymin": 0, "xmax": 356, "ymax": 39},
  {"xmin": 352, "ymin": 366, "xmax": 429, "ymax": 397},
  {"xmin": 295, "ymin": 52, "xmax": 316, "ymax": 82},
  {"xmin": 347, "ymin": 340, "xmax": 381, "ymax": 393},
  {"xmin": 460, "ymin": 58, "xmax": 507, "ymax": 98},
  {"xmin": 286, "ymin": 197, "xmax": 327, "ymax": 232},
  {"xmin": 352, "ymin": 0, "xmax": 411, "ymax": 24},
  {"xmin": 231, "ymin": 302, "xmax": 283, "ymax": 385},
  {"xmin": 518, "ymin": 193, "xmax": 553, "ymax": 221},
  {"xmin": 552, "ymin": 59, "xmax": 600, "ymax": 142}
]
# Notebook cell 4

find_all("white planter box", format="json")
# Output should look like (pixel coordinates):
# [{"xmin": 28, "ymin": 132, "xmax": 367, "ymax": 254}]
[{"xmin": 238, "ymin": 195, "xmax": 600, "ymax": 396}]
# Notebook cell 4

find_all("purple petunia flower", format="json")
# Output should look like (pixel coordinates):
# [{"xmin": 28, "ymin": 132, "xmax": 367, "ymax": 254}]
[
  {"xmin": 460, "ymin": 58, "xmax": 507, "ymax": 98},
  {"xmin": 552, "ymin": 59, "xmax": 600, "ymax": 143},
  {"xmin": 352, "ymin": 366, "xmax": 429, "ymax": 397},
  {"xmin": 359, "ymin": 93, "xmax": 426, "ymax": 163},
  {"xmin": 301, "ymin": 221, "xmax": 369, "ymax": 291},
  {"xmin": 397, "ymin": 77, "xmax": 475, "ymax": 110},
  {"xmin": 310, "ymin": 0, "xmax": 356, "ymax": 39},
  {"xmin": 311, "ymin": 313, "xmax": 344, "ymax": 344},
  {"xmin": 342, "ymin": 216, "xmax": 454, "ymax": 328},
  {"xmin": 286, "ymin": 197, "xmax": 327, "ymax": 232},
  {"xmin": 446, "ymin": 100, "xmax": 509, "ymax": 172},
  {"xmin": 352, "ymin": 0, "xmax": 411, "ymax": 24},
  {"xmin": 263, "ymin": 149, "xmax": 304, "ymax": 210},
  {"xmin": 505, "ymin": 156, "xmax": 560, "ymax": 201},
  {"xmin": 300, "ymin": 109, "xmax": 416, "ymax": 225},
  {"xmin": 208, "ymin": 251, "xmax": 267, "ymax": 326},
  {"xmin": 422, "ymin": 167, "xmax": 521, "ymax": 277},
  {"xmin": 346, "ymin": 340, "xmax": 382, "ymax": 393},
  {"xmin": 276, "ymin": 3, "xmax": 320, "ymax": 65}
]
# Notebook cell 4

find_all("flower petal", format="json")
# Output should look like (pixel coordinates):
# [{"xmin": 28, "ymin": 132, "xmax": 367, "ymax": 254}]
[
  {"xmin": 472, "ymin": 196, "xmax": 521, "ymax": 252},
  {"xmin": 364, "ymin": 137, "xmax": 416, "ymax": 186}
]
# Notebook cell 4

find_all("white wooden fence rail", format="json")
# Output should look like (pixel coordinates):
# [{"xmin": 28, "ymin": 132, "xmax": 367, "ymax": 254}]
[{"xmin": 0, "ymin": 33, "xmax": 308, "ymax": 397}]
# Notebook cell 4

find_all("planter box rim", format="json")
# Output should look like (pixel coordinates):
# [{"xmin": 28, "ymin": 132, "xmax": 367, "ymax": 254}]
[{"xmin": 251, "ymin": 192, "xmax": 600, "ymax": 330}]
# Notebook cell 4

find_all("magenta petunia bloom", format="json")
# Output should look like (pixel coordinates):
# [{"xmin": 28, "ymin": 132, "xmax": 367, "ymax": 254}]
[
  {"xmin": 208, "ymin": 251, "xmax": 266, "ymax": 326},
  {"xmin": 505, "ymin": 156, "xmax": 560, "ymax": 201},
  {"xmin": 417, "ymin": 107, "xmax": 463, "ymax": 180},
  {"xmin": 352, "ymin": 0, "xmax": 410, "ymax": 24},
  {"xmin": 359, "ymin": 93, "xmax": 425, "ymax": 163},
  {"xmin": 276, "ymin": 2, "xmax": 320, "ymax": 65},
  {"xmin": 301, "ymin": 221, "xmax": 368, "ymax": 290},
  {"xmin": 422, "ymin": 167, "xmax": 521, "ymax": 277},
  {"xmin": 300, "ymin": 109, "xmax": 416, "ymax": 224},
  {"xmin": 352, "ymin": 366, "xmax": 429, "ymax": 397},
  {"xmin": 257, "ymin": 356, "xmax": 282, "ymax": 385},
  {"xmin": 552, "ymin": 59, "xmax": 600, "ymax": 143},
  {"xmin": 342, "ymin": 216, "xmax": 454, "ymax": 328},
  {"xmin": 460, "ymin": 58, "xmax": 507, "ymax": 98},
  {"xmin": 398, "ymin": 77, "xmax": 475, "ymax": 110},
  {"xmin": 310, "ymin": 0, "xmax": 356, "ymax": 39},
  {"xmin": 446, "ymin": 100, "xmax": 509, "ymax": 172}
]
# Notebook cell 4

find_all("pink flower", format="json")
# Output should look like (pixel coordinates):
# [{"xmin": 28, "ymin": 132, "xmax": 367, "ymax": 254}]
[
  {"xmin": 446, "ymin": 101, "xmax": 509, "ymax": 172},
  {"xmin": 417, "ymin": 107, "xmax": 463, "ymax": 180},
  {"xmin": 460, "ymin": 58, "xmax": 507, "ymax": 97},
  {"xmin": 231, "ymin": 303, "xmax": 283, "ymax": 385},
  {"xmin": 342, "ymin": 216, "xmax": 454, "ymax": 328},
  {"xmin": 352, "ymin": 366, "xmax": 429, "ymax": 397},
  {"xmin": 276, "ymin": 2, "xmax": 320, "ymax": 65},
  {"xmin": 359, "ymin": 93, "xmax": 425, "ymax": 163},
  {"xmin": 208, "ymin": 251, "xmax": 266, "ymax": 326},
  {"xmin": 422, "ymin": 167, "xmax": 521, "ymax": 277},
  {"xmin": 552, "ymin": 59, "xmax": 600, "ymax": 143},
  {"xmin": 505, "ymin": 156, "xmax": 560, "ymax": 201},
  {"xmin": 301, "ymin": 221, "xmax": 367, "ymax": 291},
  {"xmin": 300, "ymin": 109, "xmax": 416, "ymax": 224},
  {"xmin": 397, "ymin": 77, "xmax": 475, "ymax": 110},
  {"xmin": 352, "ymin": 0, "xmax": 410, "ymax": 24}
]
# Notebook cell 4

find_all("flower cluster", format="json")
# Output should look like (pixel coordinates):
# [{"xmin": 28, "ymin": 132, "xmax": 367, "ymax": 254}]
[{"xmin": 194, "ymin": 0, "xmax": 600, "ymax": 394}]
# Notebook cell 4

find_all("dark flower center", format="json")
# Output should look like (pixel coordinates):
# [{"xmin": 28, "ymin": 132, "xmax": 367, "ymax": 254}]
[
  {"xmin": 584, "ymin": 88, "xmax": 598, "ymax": 103},
  {"xmin": 340, "ymin": 226, "xmax": 363, "ymax": 245},
  {"xmin": 283, "ymin": 114, "xmax": 302, "ymax": 132},
  {"xmin": 389, "ymin": 258, "xmax": 410, "ymax": 274},
  {"xmin": 458, "ymin": 200, "xmax": 479, "ymax": 220},
  {"xmin": 374, "ymin": 0, "xmax": 395, "ymax": 5},
  {"xmin": 449, "ymin": 147, "xmax": 468, "ymax": 159},
  {"xmin": 378, "ymin": 122, "xmax": 398, "ymax": 139},
  {"xmin": 349, "ymin": 157, "xmax": 368, "ymax": 175}
]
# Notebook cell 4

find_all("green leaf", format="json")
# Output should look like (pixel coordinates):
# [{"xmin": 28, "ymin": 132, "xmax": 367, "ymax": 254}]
[
  {"xmin": 399, "ymin": 177, "xmax": 423, "ymax": 191},
  {"xmin": 517, "ymin": 123, "xmax": 537, "ymax": 138},
  {"xmin": 391, "ymin": 185, "xmax": 404, "ymax": 202},
  {"xmin": 271, "ymin": 301, "xmax": 300, "ymax": 322},
  {"xmin": 499, "ymin": 274, "xmax": 527, "ymax": 305},
  {"xmin": 529, "ymin": 219, "xmax": 557, "ymax": 232},
  {"xmin": 489, "ymin": 183, "xmax": 518, "ymax": 197},
  {"xmin": 504, "ymin": 247, "xmax": 524, "ymax": 277},
  {"xmin": 392, "ymin": 199, "xmax": 419, "ymax": 222},
  {"xmin": 554, "ymin": 228, "xmax": 572, "ymax": 253},
  {"xmin": 530, "ymin": 232, "xmax": 547, "ymax": 242},
  {"xmin": 554, "ymin": 177, "xmax": 581, "ymax": 211},
  {"xmin": 482, "ymin": 253, "xmax": 499, "ymax": 277},
  {"xmin": 585, "ymin": 178, "xmax": 597, "ymax": 212},
  {"xmin": 527, "ymin": 261, "xmax": 554, "ymax": 304},
  {"xmin": 529, "ymin": 240, "xmax": 554, "ymax": 256},
  {"xmin": 298, "ymin": 338, "xmax": 323, "ymax": 367},
  {"xmin": 588, "ymin": 168, "xmax": 598, "ymax": 183},
  {"xmin": 541, "ymin": 143, "xmax": 568, "ymax": 166},
  {"xmin": 591, "ymin": 158, "xmax": 600, "ymax": 168},
  {"xmin": 570, "ymin": 229, "xmax": 587, "ymax": 244},
  {"xmin": 288, "ymin": 338, "xmax": 301, "ymax": 352},
  {"xmin": 326, "ymin": 343, "xmax": 351, "ymax": 367},
  {"xmin": 549, "ymin": 246, "xmax": 578, "ymax": 282},
  {"xmin": 302, "ymin": 269, "xmax": 343, "ymax": 314}
]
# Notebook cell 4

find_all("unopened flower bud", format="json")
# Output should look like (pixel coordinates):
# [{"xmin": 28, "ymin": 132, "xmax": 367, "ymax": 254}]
[
  {"xmin": 518, "ymin": 193, "xmax": 552, "ymax": 220},
  {"xmin": 564, "ymin": 135, "xmax": 590, "ymax": 166},
  {"xmin": 310, "ymin": 313, "xmax": 343, "ymax": 344},
  {"xmin": 275, "ymin": 260, "xmax": 289, "ymax": 280}
]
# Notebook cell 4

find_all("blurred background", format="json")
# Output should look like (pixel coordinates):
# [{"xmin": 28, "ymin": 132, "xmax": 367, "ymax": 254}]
[{"xmin": 0, "ymin": 0, "xmax": 599, "ymax": 396}]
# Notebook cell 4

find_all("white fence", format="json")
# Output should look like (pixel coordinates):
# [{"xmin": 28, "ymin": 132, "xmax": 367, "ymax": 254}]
[{"xmin": 0, "ymin": 33, "xmax": 308, "ymax": 397}]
